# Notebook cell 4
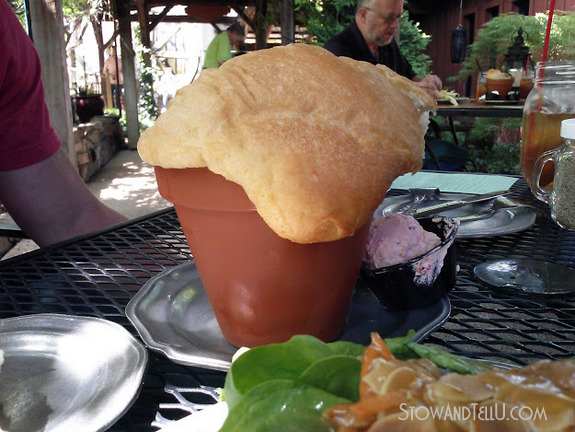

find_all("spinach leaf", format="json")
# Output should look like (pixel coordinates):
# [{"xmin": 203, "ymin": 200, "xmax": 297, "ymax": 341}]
[
  {"xmin": 384, "ymin": 329, "xmax": 418, "ymax": 359},
  {"xmin": 224, "ymin": 335, "xmax": 363, "ymax": 409},
  {"xmin": 406, "ymin": 343, "xmax": 502, "ymax": 374},
  {"xmin": 298, "ymin": 355, "xmax": 362, "ymax": 401},
  {"xmin": 220, "ymin": 379, "xmax": 344, "ymax": 432}
]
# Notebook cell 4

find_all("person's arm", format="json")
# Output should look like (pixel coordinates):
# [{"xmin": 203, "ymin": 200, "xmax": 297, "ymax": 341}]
[
  {"xmin": 0, "ymin": 149, "xmax": 126, "ymax": 247},
  {"xmin": 412, "ymin": 74, "xmax": 443, "ymax": 97}
]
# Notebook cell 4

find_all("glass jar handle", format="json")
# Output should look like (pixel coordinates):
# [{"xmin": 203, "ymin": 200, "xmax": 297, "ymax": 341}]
[{"xmin": 531, "ymin": 149, "xmax": 555, "ymax": 203}]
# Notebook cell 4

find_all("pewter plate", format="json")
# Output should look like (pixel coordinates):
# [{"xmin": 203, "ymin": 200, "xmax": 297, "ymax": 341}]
[
  {"xmin": 474, "ymin": 259, "xmax": 575, "ymax": 296},
  {"xmin": 376, "ymin": 193, "xmax": 536, "ymax": 238},
  {"xmin": 126, "ymin": 261, "xmax": 451, "ymax": 372},
  {"xmin": 0, "ymin": 314, "xmax": 148, "ymax": 432}
]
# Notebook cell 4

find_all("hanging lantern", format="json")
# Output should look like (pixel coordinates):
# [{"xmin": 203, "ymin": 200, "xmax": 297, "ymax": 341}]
[
  {"xmin": 450, "ymin": 28, "xmax": 468, "ymax": 63},
  {"xmin": 450, "ymin": 0, "xmax": 467, "ymax": 63},
  {"xmin": 504, "ymin": 27, "xmax": 531, "ymax": 72}
]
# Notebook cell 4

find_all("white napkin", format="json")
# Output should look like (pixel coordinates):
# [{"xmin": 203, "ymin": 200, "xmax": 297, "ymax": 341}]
[
  {"xmin": 157, "ymin": 402, "xmax": 228, "ymax": 432},
  {"xmin": 391, "ymin": 172, "xmax": 518, "ymax": 195}
]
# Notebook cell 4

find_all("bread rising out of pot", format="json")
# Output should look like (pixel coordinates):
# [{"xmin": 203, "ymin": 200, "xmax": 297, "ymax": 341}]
[{"xmin": 138, "ymin": 44, "xmax": 436, "ymax": 244}]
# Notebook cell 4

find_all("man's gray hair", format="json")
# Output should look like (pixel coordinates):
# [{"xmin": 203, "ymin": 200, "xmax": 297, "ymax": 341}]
[{"xmin": 356, "ymin": 0, "xmax": 376, "ymax": 13}]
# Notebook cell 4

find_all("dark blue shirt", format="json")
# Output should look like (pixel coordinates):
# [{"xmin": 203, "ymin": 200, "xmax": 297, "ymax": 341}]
[{"xmin": 323, "ymin": 21, "xmax": 416, "ymax": 80}]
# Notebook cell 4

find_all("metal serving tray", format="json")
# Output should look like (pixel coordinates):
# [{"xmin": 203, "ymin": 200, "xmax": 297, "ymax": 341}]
[{"xmin": 126, "ymin": 261, "xmax": 451, "ymax": 371}]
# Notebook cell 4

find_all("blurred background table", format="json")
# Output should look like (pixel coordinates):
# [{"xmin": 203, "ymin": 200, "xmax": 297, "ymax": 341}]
[
  {"xmin": 436, "ymin": 100, "xmax": 524, "ymax": 118},
  {"xmin": 0, "ymin": 175, "xmax": 574, "ymax": 430},
  {"xmin": 434, "ymin": 99, "xmax": 524, "ymax": 147}
]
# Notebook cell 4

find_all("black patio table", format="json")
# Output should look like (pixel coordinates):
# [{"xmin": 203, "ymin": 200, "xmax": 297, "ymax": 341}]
[
  {"xmin": 436, "ymin": 99, "xmax": 524, "ymax": 119},
  {"xmin": 434, "ymin": 99, "xmax": 524, "ymax": 146},
  {"xmin": 1, "ymin": 175, "xmax": 574, "ymax": 430}
]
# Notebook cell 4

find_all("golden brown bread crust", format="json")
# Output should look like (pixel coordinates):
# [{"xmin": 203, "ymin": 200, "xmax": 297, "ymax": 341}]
[{"xmin": 138, "ymin": 44, "xmax": 436, "ymax": 243}]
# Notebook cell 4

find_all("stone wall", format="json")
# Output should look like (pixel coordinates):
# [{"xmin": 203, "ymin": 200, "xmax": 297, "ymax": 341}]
[{"xmin": 74, "ymin": 115, "xmax": 124, "ymax": 181}]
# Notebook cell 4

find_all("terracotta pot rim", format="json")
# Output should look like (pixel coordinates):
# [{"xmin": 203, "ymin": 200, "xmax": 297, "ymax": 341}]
[{"xmin": 174, "ymin": 205, "xmax": 259, "ymax": 214}]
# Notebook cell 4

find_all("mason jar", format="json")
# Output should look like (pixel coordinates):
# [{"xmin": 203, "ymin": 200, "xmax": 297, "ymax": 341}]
[
  {"xmin": 520, "ymin": 61, "xmax": 575, "ymax": 189},
  {"xmin": 532, "ymin": 119, "xmax": 575, "ymax": 230}
]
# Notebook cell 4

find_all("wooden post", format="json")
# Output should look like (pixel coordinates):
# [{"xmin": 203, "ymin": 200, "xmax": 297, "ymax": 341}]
[
  {"xmin": 27, "ymin": 0, "xmax": 75, "ymax": 164},
  {"xmin": 136, "ymin": 0, "xmax": 158, "ymax": 121},
  {"xmin": 254, "ymin": 0, "xmax": 268, "ymax": 49},
  {"xmin": 281, "ymin": 0, "xmax": 295, "ymax": 45},
  {"xmin": 115, "ymin": 0, "xmax": 140, "ymax": 149}
]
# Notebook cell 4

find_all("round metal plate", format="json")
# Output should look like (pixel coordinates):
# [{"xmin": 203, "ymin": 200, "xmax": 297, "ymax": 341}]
[
  {"xmin": 474, "ymin": 259, "xmax": 575, "ymax": 296},
  {"xmin": 0, "ymin": 314, "xmax": 148, "ymax": 431}
]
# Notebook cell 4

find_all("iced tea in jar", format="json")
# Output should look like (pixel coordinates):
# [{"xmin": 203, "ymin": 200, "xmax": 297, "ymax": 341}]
[{"xmin": 521, "ymin": 61, "xmax": 575, "ymax": 189}]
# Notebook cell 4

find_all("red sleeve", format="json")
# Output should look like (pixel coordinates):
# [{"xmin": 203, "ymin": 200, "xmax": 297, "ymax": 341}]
[{"xmin": 0, "ymin": 2, "xmax": 61, "ymax": 171}]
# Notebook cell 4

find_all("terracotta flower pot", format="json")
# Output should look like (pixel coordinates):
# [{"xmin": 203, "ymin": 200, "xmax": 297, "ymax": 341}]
[
  {"xmin": 486, "ymin": 77, "xmax": 514, "ymax": 99},
  {"xmin": 155, "ymin": 167, "xmax": 369, "ymax": 348}
]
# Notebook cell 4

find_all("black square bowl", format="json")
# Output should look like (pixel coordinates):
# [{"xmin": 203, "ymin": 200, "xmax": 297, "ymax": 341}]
[{"xmin": 359, "ymin": 216, "xmax": 458, "ymax": 310}]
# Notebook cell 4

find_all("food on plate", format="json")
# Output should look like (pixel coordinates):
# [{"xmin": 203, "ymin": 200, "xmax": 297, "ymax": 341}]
[
  {"xmin": 436, "ymin": 89, "xmax": 459, "ymax": 105},
  {"xmin": 220, "ymin": 332, "xmax": 575, "ymax": 432},
  {"xmin": 138, "ymin": 43, "xmax": 436, "ymax": 244},
  {"xmin": 219, "ymin": 331, "xmax": 502, "ymax": 431},
  {"xmin": 364, "ymin": 214, "xmax": 441, "ymax": 268},
  {"xmin": 486, "ymin": 68, "xmax": 512, "ymax": 80},
  {"xmin": 325, "ymin": 334, "xmax": 575, "ymax": 432}
]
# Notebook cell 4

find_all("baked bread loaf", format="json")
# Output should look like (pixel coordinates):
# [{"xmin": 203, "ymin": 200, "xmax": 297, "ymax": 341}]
[
  {"xmin": 486, "ymin": 68, "xmax": 512, "ymax": 80},
  {"xmin": 138, "ymin": 44, "xmax": 436, "ymax": 243}
]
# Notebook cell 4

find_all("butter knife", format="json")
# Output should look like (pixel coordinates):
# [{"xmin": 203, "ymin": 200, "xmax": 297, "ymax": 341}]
[{"xmin": 412, "ymin": 191, "xmax": 511, "ymax": 218}]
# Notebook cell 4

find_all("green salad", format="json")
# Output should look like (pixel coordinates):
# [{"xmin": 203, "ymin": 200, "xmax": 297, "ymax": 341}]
[{"xmin": 219, "ymin": 331, "xmax": 500, "ymax": 432}]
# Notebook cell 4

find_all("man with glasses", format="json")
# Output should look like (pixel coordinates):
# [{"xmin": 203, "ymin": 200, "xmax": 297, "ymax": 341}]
[{"xmin": 324, "ymin": 0, "xmax": 442, "ymax": 97}]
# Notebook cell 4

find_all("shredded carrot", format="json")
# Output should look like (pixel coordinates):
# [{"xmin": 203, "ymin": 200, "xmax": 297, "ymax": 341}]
[
  {"xmin": 348, "ymin": 392, "xmax": 407, "ymax": 419},
  {"xmin": 369, "ymin": 332, "xmax": 394, "ymax": 360},
  {"xmin": 325, "ymin": 392, "xmax": 406, "ymax": 429},
  {"xmin": 360, "ymin": 333, "xmax": 395, "ymax": 397}
]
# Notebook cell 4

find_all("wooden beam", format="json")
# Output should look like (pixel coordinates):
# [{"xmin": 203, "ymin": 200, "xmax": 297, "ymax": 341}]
[
  {"xmin": 136, "ymin": 0, "xmax": 151, "ymax": 47},
  {"xmin": 104, "ymin": 28, "xmax": 120, "ymax": 51},
  {"xmin": 280, "ymin": 0, "xmax": 294, "ymax": 45},
  {"xmin": 28, "ymin": 0, "xmax": 75, "ymax": 163},
  {"xmin": 135, "ymin": 0, "xmax": 257, "ymax": 7},
  {"xmin": 140, "ymin": 14, "xmax": 237, "ymax": 24},
  {"xmin": 149, "ymin": 5, "xmax": 174, "ymax": 32},
  {"xmin": 116, "ymin": 0, "xmax": 140, "ymax": 148},
  {"xmin": 232, "ymin": 5, "xmax": 256, "ymax": 30},
  {"xmin": 254, "ymin": 0, "xmax": 268, "ymax": 49}
]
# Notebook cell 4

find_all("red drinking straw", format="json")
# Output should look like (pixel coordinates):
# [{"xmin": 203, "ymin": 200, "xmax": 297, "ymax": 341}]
[
  {"xmin": 532, "ymin": 2, "xmax": 557, "ymax": 106},
  {"xmin": 542, "ymin": 0, "xmax": 556, "ymax": 63},
  {"xmin": 535, "ymin": 1, "xmax": 556, "ymax": 105}
]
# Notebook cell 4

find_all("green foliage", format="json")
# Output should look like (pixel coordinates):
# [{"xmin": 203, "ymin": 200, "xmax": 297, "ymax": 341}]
[
  {"xmin": 76, "ymin": 85, "xmax": 100, "ymax": 96},
  {"xmin": 399, "ymin": 11, "xmax": 432, "ymax": 76},
  {"xmin": 62, "ymin": 0, "xmax": 91, "ymax": 17},
  {"xmin": 8, "ymin": 0, "xmax": 27, "ymax": 27},
  {"xmin": 294, "ymin": 0, "xmax": 356, "ymax": 45},
  {"xmin": 452, "ymin": 12, "xmax": 575, "ymax": 81},
  {"xmin": 464, "ymin": 118, "xmax": 522, "ymax": 175},
  {"xmin": 134, "ymin": 27, "xmax": 159, "ymax": 132}
]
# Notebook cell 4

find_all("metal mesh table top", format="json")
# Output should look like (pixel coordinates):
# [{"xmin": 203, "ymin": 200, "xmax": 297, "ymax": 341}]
[{"xmin": 1, "ymin": 177, "xmax": 574, "ymax": 430}]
